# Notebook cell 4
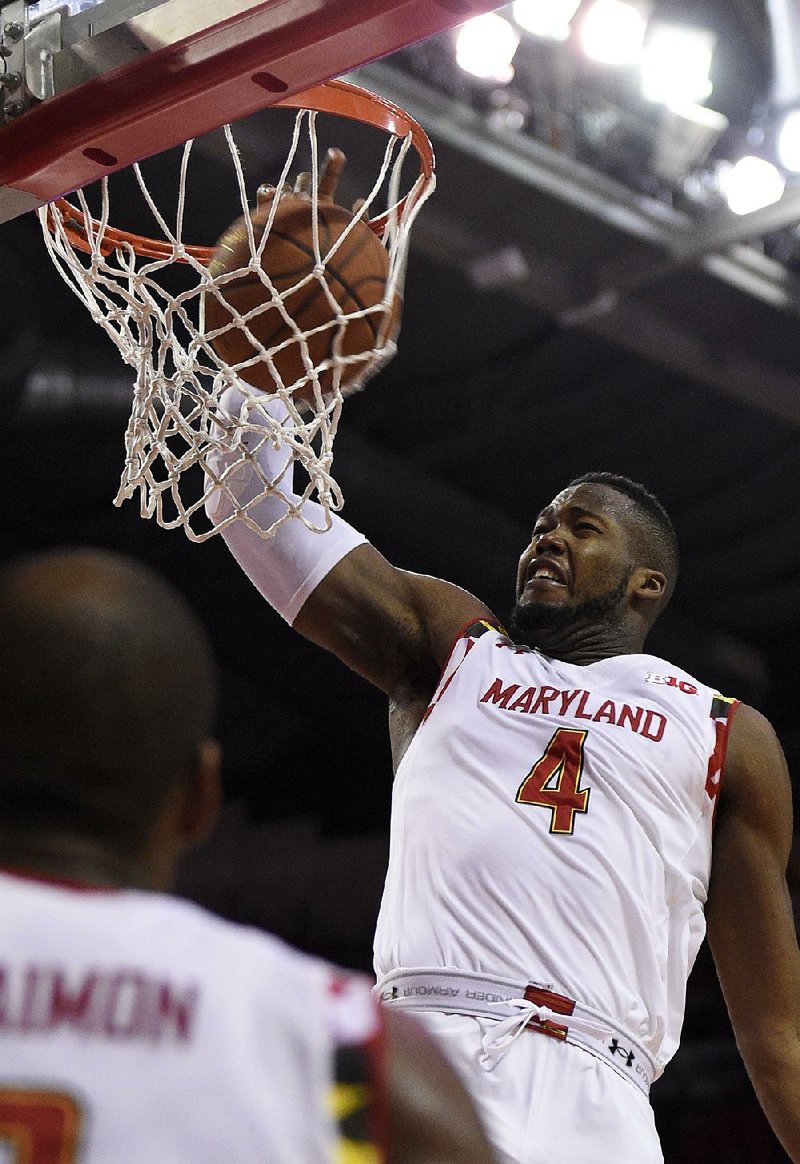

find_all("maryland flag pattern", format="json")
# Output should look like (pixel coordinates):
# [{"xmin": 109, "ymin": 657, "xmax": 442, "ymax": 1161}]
[{"xmin": 705, "ymin": 693, "xmax": 740, "ymax": 802}]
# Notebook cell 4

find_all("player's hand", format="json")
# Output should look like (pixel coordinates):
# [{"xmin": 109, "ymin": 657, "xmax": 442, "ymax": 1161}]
[
  {"xmin": 256, "ymin": 149, "xmax": 364, "ymax": 216},
  {"xmin": 292, "ymin": 147, "xmax": 346, "ymax": 201}
]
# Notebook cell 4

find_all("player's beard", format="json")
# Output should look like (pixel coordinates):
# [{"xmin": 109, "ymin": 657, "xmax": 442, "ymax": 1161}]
[{"xmin": 506, "ymin": 575, "xmax": 631, "ymax": 651}]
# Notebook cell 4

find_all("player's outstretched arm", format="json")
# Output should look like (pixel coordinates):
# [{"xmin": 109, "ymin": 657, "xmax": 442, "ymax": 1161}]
[
  {"xmin": 207, "ymin": 148, "xmax": 494, "ymax": 698},
  {"xmin": 384, "ymin": 1009, "xmax": 497, "ymax": 1164},
  {"xmin": 706, "ymin": 703, "xmax": 800, "ymax": 1161},
  {"xmin": 208, "ymin": 390, "xmax": 494, "ymax": 700}
]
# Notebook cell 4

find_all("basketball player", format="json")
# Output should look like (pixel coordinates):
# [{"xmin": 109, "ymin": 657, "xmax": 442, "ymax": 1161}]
[
  {"xmin": 205, "ymin": 331, "xmax": 800, "ymax": 1160},
  {"xmin": 0, "ymin": 547, "xmax": 496, "ymax": 1164}
]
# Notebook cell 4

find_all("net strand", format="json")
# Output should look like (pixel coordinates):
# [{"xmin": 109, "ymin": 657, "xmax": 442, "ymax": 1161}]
[{"xmin": 39, "ymin": 107, "xmax": 435, "ymax": 542}]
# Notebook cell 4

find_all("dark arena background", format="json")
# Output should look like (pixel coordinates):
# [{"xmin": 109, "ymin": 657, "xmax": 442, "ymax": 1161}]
[{"xmin": 2, "ymin": 1, "xmax": 800, "ymax": 1159}]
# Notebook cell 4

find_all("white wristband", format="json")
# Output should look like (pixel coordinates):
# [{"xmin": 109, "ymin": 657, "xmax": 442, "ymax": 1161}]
[{"xmin": 206, "ymin": 386, "xmax": 367, "ymax": 624}]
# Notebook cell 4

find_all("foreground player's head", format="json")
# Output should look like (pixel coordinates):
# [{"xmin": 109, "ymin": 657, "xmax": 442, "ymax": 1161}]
[
  {"xmin": 510, "ymin": 472, "xmax": 678, "ymax": 661},
  {"xmin": 0, "ymin": 548, "xmax": 221, "ymax": 889}
]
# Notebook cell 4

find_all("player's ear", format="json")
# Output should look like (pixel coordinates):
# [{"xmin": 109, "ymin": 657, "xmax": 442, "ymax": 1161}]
[
  {"xmin": 181, "ymin": 738, "xmax": 222, "ymax": 845},
  {"xmin": 630, "ymin": 567, "xmax": 667, "ymax": 607}
]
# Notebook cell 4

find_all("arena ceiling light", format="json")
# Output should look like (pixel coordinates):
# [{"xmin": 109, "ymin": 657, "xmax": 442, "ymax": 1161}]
[
  {"xmin": 777, "ymin": 109, "xmax": 800, "ymax": 172},
  {"xmin": 640, "ymin": 24, "xmax": 715, "ymax": 105},
  {"xmin": 651, "ymin": 102, "xmax": 728, "ymax": 183},
  {"xmin": 511, "ymin": 0, "xmax": 581, "ymax": 43},
  {"xmin": 718, "ymin": 156, "xmax": 786, "ymax": 215},
  {"xmin": 578, "ymin": 0, "xmax": 648, "ymax": 68},
  {"xmin": 454, "ymin": 12, "xmax": 521, "ymax": 83}
]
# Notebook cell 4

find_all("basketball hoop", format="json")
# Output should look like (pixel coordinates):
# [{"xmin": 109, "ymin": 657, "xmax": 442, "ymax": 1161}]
[{"xmin": 39, "ymin": 80, "xmax": 435, "ymax": 542}]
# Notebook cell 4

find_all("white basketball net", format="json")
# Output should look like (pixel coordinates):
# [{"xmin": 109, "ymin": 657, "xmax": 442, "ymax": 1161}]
[{"xmin": 38, "ymin": 107, "xmax": 435, "ymax": 541}]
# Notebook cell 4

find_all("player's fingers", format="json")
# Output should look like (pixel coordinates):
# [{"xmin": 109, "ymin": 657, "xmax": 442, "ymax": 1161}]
[
  {"xmin": 318, "ymin": 148, "xmax": 347, "ymax": 201},
  {"xmin": 294, "ymin": 171, "xmax": 312, "ymax": 195},
  {"xmin": 351, "ymin": 197, "xmax": 367, "ymax": 216},
  {"xmin": 256, "ymin": 183, "xmax": 291, "ymax": 208}
]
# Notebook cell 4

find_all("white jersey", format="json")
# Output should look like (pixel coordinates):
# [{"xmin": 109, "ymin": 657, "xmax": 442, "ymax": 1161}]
[
  {"xmin": 0, "ymin": 869, "xmax": 382, "ymax": 1164},
  {"xmin": 374, "ymin": 622, "xmax": 738, "ymax": 1073}
]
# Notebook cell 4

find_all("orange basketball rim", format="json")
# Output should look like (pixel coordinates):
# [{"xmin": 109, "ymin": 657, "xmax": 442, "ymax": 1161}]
[{"xmin": 46, "ymin": 79, "xmax": 435, "ymax": 263}]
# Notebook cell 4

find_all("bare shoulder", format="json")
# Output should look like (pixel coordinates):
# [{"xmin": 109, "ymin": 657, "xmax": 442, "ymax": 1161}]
[
  {"xmin": 728, "ymin": 701, "xmax": 783, "ymax": 756},
  {"xmin": 294, "ymin": 542, "xmax": 495, "ymax": 699},
  {"xmin": 396, "ymin": 567, "xmax": 499, "ymax": 660},
  {"xmin": 714, "ymin": 701, "xmax": 793, "ymax": 862},
  {"xmin": 724, "ymin": 701, "xmax": 790, "ymax": 806}
]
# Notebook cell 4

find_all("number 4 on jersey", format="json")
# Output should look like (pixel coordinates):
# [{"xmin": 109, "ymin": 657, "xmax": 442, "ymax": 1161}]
[{"xmin": 516, "ymin": 728, "xmax": 591, "ymax": 835}]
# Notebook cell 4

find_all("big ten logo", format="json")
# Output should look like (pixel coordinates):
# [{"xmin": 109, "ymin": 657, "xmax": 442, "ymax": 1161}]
[{"xmin": 645, "ymin": 673, "xmax": 697, "ymax": 696}]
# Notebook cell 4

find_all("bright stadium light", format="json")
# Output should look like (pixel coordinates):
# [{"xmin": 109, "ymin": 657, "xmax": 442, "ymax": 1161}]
[
  {"xmin": 579, "ymin": 0, "xmax": 647, "ymax": 67},
  {"xmin": 512, "ymin": 0, "xmax": 581, "ymax": 43},
  {"xmin": 455, "ymin": 13, "xmax": 521, "ymax": 83},
  {"xmin": 777, "ymin": 109, "xmax": 800, "ymax": 172},
  {"xmin": 640, "ymin": 23, "xmax": 714, "ymax": 104},
  {"xmin": 719, "ymin": 156, "xmax": 786, "ymax": 215}
]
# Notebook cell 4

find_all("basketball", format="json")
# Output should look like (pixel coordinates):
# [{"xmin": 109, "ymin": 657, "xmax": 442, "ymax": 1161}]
[{"xmin": 204, "ymin": 185, "xmax": 396, "ymax": 403}]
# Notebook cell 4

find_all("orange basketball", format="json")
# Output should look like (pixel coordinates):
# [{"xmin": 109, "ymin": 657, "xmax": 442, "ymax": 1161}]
[{"xmin": 204, "ymin": 192, "xmax": 396, "ymax": 403}]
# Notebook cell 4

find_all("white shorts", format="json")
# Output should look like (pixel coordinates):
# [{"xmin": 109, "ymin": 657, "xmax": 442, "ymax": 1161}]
[{"xmin": 417, "ymin": 1011, "xmax": 663, "ymax": 1164}]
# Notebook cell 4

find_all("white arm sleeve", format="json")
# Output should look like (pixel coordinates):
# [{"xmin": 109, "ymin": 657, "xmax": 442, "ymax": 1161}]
[{"xmin": 207, "ymin": 387, "xmax": 368, "ymax": 625}]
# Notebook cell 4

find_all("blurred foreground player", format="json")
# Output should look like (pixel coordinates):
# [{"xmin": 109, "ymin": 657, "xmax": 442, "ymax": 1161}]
[{"xmin": 0, "ymin": 548, "xmax": 496, "ymax": 1164}]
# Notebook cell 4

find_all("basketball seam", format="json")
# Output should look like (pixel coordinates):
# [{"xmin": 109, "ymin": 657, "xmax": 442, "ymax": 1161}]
[
  {"xmin": 205, "ymin": 206, "xmax": 390, "ymax": 388},
  {"xmin": 260, "ymin": 225, "xmax": 386, "ymax": 340},
  {"xmin": 209, "ymin": 233, "xmax": 386, "ymax": 346}
]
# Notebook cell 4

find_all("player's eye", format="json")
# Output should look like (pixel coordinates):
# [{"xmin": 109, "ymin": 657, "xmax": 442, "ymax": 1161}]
[{"xmin": 575, "ymin": 521, "xmax": 601, "ymax": 534}]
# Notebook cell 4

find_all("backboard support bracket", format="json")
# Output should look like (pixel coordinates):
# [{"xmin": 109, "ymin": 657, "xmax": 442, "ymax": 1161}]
[
  {"xmin": 0, "ymin": 0, "xmax": 27, "ymax": 121},
  {"xmin": 0, "ymin": 0, "xmax": 502, "ymax": 224}
]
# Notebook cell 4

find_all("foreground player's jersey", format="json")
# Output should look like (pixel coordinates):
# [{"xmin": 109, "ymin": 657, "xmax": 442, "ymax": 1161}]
[
  {"xmin": 374, "ymin": 623, "xmax": 738, "ymax": 1071},
  {"xmin": 0, "ymin": 870, "xmax": 380, "ymax": 1163}
]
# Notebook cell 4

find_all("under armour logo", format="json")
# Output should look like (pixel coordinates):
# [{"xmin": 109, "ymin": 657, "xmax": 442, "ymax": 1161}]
[
  {"xmin": 380, "ymin": 986, "xmax": 399, "ymax": 1002},
  {"xmin": 608, "ymin": 1038, "xmax": 636, "ymax": 1068}
]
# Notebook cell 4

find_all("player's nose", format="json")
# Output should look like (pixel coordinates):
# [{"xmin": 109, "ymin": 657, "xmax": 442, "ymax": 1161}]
[{"xmin": 534, "ymin": 526, "xmax": 566, "ymax": 554}]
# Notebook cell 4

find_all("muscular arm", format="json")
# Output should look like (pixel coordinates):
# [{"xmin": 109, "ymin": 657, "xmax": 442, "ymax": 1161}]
[
  {"xmin": 208, "ymin": 156, "xmax": 496, "ymax": 706},
  {"xmin": 211, "ymin": 388, "xmax": 494, "ymax": 703},
  {"xmin": 293, "ymin": 545, "xmax": 494, "ymax": 700},
  {"xmin": 706, "ymin": 702, "xmax": 800, "ymax": 1161}
]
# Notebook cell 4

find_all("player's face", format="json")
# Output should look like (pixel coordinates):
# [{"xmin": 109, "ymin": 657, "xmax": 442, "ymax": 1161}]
[{"xmin": 515, "ymin": 484, "xmax": 636, "ymax": 619}]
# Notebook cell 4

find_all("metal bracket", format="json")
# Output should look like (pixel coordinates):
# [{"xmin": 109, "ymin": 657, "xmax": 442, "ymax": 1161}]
[
  {"xmin": 0, "ymin": 0, "xmax": 28, "ymax": 122},
  {"xmin": 21, "ymin": 0, "xmax": 160, "ymax": 102},
  {"xmin": 24, "ymin": 8, "xmax": 63, "ymax": 100},
  {"xmin": 0, "ymin": 0, "xmax": 158, "ymax": 117}
]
